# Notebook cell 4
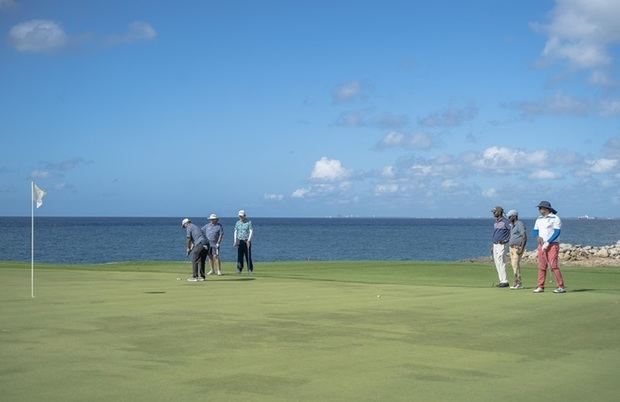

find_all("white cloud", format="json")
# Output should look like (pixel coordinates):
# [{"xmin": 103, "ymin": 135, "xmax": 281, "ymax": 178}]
[
  {"xmin": 334, "ymin": 110, "xmax": 368, "ymax": 127},
  {"xmin": 508, "ymin": 92, "xmax": 589, "ymax": 117},
  {"xmin": 42, "ymin": 158, "xmax": 88, "ymax": 172},
  {"xmin": 373, "ymin": 113, "xmax": 409, "ymax": 129},
  {"xmin": 599, "ymin": 99, "xmax": 620, "ymax": 116},
  {"xmin": 106, "ymin": 21, "xmax": 156, "ymax": 45},
  {"xmin": 604, "ymin": 137, "xmax": 620, "ymax": 158},
  {"xmin": 310, "ymin": 157, "xmax": 350, "ymax": 181},
  {"xmin": 534, "ymin": 0, "xmax": 620, "ymax": 74},
  {"xmin": 9, "ymin": 20, "xmax": 67, "ymax": 53},
  {"xmin": 332, "ymin": 81, "xmax": 366, "ymax": 102},
  {"xmin": 588, "ymin": 158, "xmax": 618, "ymax": 173},
  {"xmin": 482, "ymin": 188, "xmax": 497, "ymax": 198},
  {"xmin": 375, "ymin": 131, "xmax": 433, "ymax": 150},
  {"xmin": 418, "ymin": 105, "xmax": 478, "ymax": 128},
  {"xmin": 334, "ymin": 110, "xmax": 408, "ymax": 129},
  {"xmin": 529, "ymin": 170, "xmax": 563, "ymax": 180},
  {"xmin": 396, "ymin": 154, "xmax": 464, "ymax": 178},
  {"xmin": 474, "ymin": 146, "xmax": 548, "ymax": 172},
  {"xmin": 589, "ymin": 70, "xmax": 615, "ymax": 86},
  {"xmin": 441, "ymin": 179, "xmax": 459, "ymax": 189},
  {"xmin": 264, "ymin": 193, "xmax": 284, "ymax": 201},
  {"xmin": 291, "ymin": 188, "xmax": 310, "ymax": 198},
  {"xmin": 409, "ymin": 164, "xmax": 434, "ymax": 176},
  {"xmin": 381, "ymin": 166, "xmax": 396, "ymax": 178},
  {"xmin": 31, "ymin": 170, "xmax": 50, "ymax": 179},
  {"xmin": 375, "ymin": 183, "xmax": 399, "ymax": 195}
]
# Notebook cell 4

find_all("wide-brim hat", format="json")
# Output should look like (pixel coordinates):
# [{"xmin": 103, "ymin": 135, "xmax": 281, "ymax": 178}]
[
  {"xmin": 537, "ymin": 201, "xmax": 557, "ymax": 214},
  {"xmin": 208, "ymin": 213, "xmax": 218, "ymax": 220}
]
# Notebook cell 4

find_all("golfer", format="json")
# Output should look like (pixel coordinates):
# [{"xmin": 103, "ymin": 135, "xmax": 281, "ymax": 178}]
[
  {"xmin": 203, "ymin": 214, "xmax": 224, "ymax": 276},
  {"xmin": 532, "ymin": 201, "xmax": 566, "ymax": 293},
  {"xmin": 181, "ymin": 218, "xmax": 207, "ymax": 282},
  {"xmin": 507, "ymin": 209, "xmax": 527, "ymax": 289},
  {"xmin": 491, "ymin": 206, "xmax": 510, "ymax": 287},
  {"xmin": 233, "ymin": 210, "xmax": 254, "ymax": 274}
]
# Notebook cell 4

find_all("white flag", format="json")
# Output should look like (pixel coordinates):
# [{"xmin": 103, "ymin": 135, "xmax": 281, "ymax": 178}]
[{"xmin": 33, "ymin": 183, "xmax": 46, "ymax": 208}]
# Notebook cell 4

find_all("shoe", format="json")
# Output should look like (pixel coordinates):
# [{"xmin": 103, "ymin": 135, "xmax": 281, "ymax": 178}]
[
  {"xmin": 553, "ymin": 287, "xmax": 566, "ymax": 293},
  {"xmin": 510, "ymin": 283, "xmax": 523, "ymax": 289},
  {"xmin": 196, "ymin": 277, "xmax": 205, "ymax": 282},
  {"xmin": 236, "ymin": 270, "xmax": 242, "ymax": 275},
  {"xmin": 533, "ymin": 287, "xmax": 544, "ymax": 293},
  {"xmin": 206, "ymin": 270, "xmax": 214, "ymax": 276},
  {"xmin": 497, "ymin": 282, "xmax": 509, "ymax": 288},
  {"xmin": 248, "ymin": 270, "xmax": 253, "ymax": 276},
  {"xmin": 217, "ymin": 271, "xmax": 222, "ymax": 276},
  {"xmin": 186, "ymin": 277, "xmax": 198, "ymax": 282}
]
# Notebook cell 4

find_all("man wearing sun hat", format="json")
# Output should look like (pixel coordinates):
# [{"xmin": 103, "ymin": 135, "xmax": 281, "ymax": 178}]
[
  {"xmin": 181, "ymin": 218, "xmax": 207, "ymax": 282},
  {"xmin": 532, "ymin": 201, "xmax": 566, "ymax": 293},
  {"xmin": 202, "ymin": 214, "xmax": 224, "ymax": 275},
  {"xmin": 233, "ymin": 210, "xmax": 254, "ymax": 274}
]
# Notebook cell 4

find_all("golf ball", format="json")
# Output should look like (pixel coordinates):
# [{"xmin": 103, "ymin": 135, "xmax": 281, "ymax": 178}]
[{"xmin": 377, "ymin": 295, "xmax": 381, "ymax": 298}]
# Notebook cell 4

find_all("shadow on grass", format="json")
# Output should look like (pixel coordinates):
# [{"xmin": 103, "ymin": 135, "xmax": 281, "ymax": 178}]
[{"xmin": 210, "ymin": 277, "xmax": 255, "ymax": 282}]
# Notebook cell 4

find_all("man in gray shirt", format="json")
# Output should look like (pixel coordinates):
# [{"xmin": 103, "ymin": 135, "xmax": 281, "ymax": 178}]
[
  {"xmin": 202, "ymin": 214, "xmax": 224, "ymax": 276},
  {"xmin": 181, "ymin": 218, "xmax": 207, "ymax": 282},
  {"xmin": 507, "ymin": 210, "xmax": 527, "ymax": 289}
]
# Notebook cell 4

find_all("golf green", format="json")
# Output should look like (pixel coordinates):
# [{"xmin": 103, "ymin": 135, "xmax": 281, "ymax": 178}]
[{"xmin": 1, "ymin": 261, "xmax": 619, "ymax": 402}]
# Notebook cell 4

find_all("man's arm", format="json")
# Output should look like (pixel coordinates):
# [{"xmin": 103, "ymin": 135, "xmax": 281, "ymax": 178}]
[
  {"xmin": 520, "ymin": 222, "xmax": 527, "ymax": 251},
  {"xmin": 548, "ymin": 229, "xmax": 561, "ymax": 243}
]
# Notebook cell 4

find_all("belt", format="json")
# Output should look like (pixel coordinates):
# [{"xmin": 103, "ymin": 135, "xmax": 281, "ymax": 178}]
[{"xmin": 493, "ymin": 241, "xmax": 508, "ymax": 244}]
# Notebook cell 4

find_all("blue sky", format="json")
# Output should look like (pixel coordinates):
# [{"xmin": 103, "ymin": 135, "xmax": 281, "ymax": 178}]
[{"xmin": 1, "ymin": 0, "xmax": 619, "ymax": 218}]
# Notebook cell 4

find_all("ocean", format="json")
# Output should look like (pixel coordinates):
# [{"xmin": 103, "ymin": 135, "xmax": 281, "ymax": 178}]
[{"xmin": 1, "ymin": 217, "xmax": 619, "ymax": 264}]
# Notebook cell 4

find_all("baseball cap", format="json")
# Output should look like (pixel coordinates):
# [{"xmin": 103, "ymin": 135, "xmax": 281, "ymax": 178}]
[
  {"xmin": 507, "ymin": 209, "xmax": 518, "ymax": 218},
  {"xmin": 238, "ymin": 210, "xmax": 246, "ymax": 216},
  {"xmin": 181, "ymin": 218, "xmax": 190, "ymax": 227}
]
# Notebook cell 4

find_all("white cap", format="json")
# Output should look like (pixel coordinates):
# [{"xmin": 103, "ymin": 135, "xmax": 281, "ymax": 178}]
[
  {"xmin": 507, "ymin": 209, "xmax": 518, "ymax": 218},
  {"xmin": 208, "ymin": 213, "xmax": 218, "ymax": 220},
  {"xmin": 181, "ymin": 218, "xmax": 190, "ymax": 227},
  {"xmin": 238, "ymin": 210, "xmax": 246, "ymax": 216}
]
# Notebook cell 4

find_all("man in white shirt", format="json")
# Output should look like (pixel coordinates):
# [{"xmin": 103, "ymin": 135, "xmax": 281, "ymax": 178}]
[{"xmin": 532, "ymin": 201, "xmax": 566, "ymax": 293}]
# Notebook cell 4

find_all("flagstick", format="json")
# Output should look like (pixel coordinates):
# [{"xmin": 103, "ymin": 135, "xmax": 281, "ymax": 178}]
[{"xmin": 31, "ymin": 181, "xmax": 35, "ymax": 298}]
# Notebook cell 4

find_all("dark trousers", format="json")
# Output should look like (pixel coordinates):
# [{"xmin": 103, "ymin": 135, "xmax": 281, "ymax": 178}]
[
  {"xmin": 237, "ymin": 240, "xmax": 253, "ymax": 272},
  {"xmin": 191, "ymin": 242, "xmax": 207, "ymax": 278}
]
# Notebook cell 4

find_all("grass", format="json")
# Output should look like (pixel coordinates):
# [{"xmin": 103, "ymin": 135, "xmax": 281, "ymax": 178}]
[{"xmin": 1, "ymin": 260, "xmax": 619, "ymax": 402}]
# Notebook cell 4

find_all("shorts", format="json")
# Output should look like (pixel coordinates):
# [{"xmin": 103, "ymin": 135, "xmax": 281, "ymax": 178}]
[{"xmin": 207, "ymin": 244, "xmax": 219, "ymax": 257}]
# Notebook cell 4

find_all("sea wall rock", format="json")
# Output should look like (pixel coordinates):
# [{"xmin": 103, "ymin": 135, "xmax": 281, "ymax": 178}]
[{"xmin": 520, "ymin": 240, "xmax": 620, "ymax": 266}]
